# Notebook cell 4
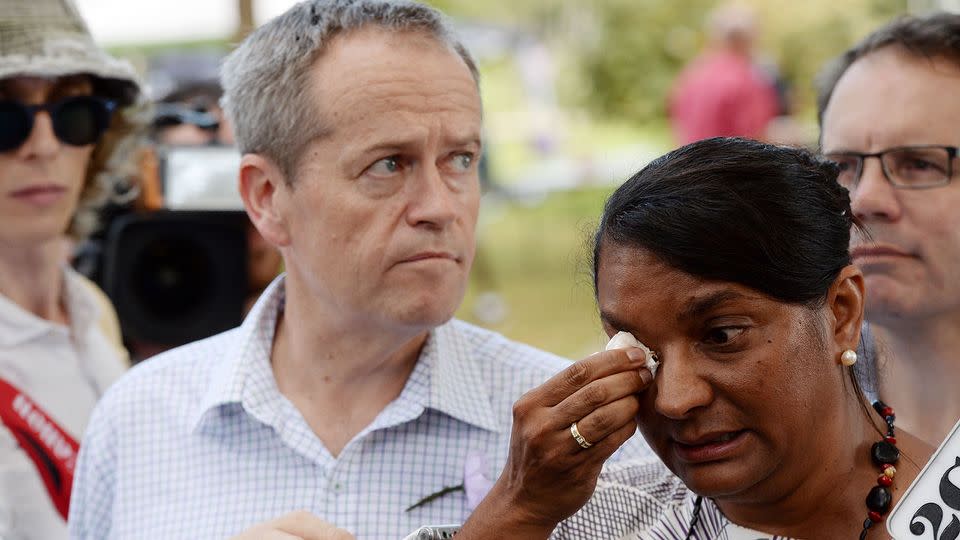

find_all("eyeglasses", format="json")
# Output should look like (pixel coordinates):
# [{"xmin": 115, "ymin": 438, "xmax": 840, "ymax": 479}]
[
  {"xmin": 0, "ymin": 96, "xmax": 116, "ymax": 152},
  {"xmin": 152, "ymin": 103, "xmax": 220, "ymax": 130},
  {"xmin": 823, "ymin": 145, "xmax": 958, "ymax": 191}
]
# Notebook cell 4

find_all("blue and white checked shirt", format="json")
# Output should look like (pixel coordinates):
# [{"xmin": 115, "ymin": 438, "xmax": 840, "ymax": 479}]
[{"xmin": 68, "ymin": 276, "xmax": 652, "ymax": 539}]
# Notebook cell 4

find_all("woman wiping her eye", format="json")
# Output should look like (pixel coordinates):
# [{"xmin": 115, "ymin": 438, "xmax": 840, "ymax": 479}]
[{"xmin": 451, "ymin": 137, "xmax": 934, "ymax": 540}]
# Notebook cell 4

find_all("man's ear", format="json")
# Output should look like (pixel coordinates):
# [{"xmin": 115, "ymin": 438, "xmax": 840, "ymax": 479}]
[
  {"xmin": 239, "ymin": 154, "xmax": 292, "ymax": 248},
  {"xmin": 827, "ymin": 264, "xmax": 866, "ymax": 351}
]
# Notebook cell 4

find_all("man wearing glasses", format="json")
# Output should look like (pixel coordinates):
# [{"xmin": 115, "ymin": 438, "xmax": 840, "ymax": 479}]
[
  {"xmin": 818, "ymin": 12, "xmax": 960, "ymax": 446},
  {"xmin": 0, "ymin": 0, "xmax": 142, "ymax": 538}
]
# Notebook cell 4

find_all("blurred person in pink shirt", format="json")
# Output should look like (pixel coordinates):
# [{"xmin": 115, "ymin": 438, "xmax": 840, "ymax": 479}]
[{"xmin": 669, "ymin": 5, "xmax": 779, "ymax": 145}]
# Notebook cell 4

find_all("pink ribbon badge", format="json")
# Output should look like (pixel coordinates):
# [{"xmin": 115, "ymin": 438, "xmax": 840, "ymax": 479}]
[{"xmin": 463, "ymin": 451, "xmax": 494, "ymax": 511}]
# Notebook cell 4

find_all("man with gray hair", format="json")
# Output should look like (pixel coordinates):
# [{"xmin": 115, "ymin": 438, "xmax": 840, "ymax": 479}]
[{"xmin": 68, "ymin": 1, "xmax": 650, "ymax": 538}]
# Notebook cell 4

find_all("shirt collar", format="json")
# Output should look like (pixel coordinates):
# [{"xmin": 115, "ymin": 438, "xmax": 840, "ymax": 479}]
[
  {"xmin": 0, "ymin": 266, "xmax": 97, "ymax": 347},
  {"xmin": 190, "ymin": 274, "xmax": 286, "ymax": 433},
  {"xmin": 190, "ymin": 275, "xmax": 502, "ymax": 434},
  {"xmin": 424, "ymin": 321, "xmax": 502, "ymax": 433}
]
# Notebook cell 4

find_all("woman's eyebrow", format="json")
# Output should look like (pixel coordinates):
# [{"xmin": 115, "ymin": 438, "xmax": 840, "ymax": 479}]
[
  {"xmin": 49, "ymin": 77, "xmax": 91, "ymax": 98},
  {"xmin": 677, "ymin": 290, "xmax": 749, "ymax": 322},
  {"xmin": 600, "ymin": 289, "xmax": 754, "ymax": 331},
  {"xmin": 598, "ymin": 311, "xmax": 629, "ymax": 332}
]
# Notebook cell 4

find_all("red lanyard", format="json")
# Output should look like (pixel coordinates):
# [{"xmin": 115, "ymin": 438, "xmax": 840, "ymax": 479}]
[{"xmin": 0, "ymin": 377, "xmax": 80, "ymax": 520}]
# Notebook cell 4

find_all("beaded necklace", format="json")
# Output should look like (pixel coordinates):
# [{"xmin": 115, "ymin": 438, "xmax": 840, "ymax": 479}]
[
  {"xmin": 860, "ymin": 400, "xmax": 899, "ymax": 539},
  {"xmin": 683, "ymin": 400, "xmax": 899, "ymax": 540}
]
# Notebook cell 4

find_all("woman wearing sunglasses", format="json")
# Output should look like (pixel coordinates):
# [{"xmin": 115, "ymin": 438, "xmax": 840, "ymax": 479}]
[
  {"xmin": 0, "ymin": 1, "xmax": 143, "ymax": 539},
  {"xmin": 450, "ymin": 138, "xmax": 934, "ymax": 539}
]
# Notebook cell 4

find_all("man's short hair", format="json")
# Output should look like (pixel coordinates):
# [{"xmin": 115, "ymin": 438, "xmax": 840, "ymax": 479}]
[
  {"xmin": 816, "ymin": 12, "xmax": 960, "ymax": 127},
  {"xmin": 220, "ymin": 0, "xmax": 479, "ymax": 180}
]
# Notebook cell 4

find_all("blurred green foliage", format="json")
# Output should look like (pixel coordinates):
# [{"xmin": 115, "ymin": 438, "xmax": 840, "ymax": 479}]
[
  {"xmin": 430, "ymin": 0, "xmax": 907, "ymax": 125},
  {"xmin": 436, "ymin": 0, "xmax": 911, "ymax": 358},
  {"xmin": 114, "ymin": 0, "xmax": 910, "ymax": 127},
  {"xmin": 458, "ymin": 187, "xmax": 615, "ymax": 358}
]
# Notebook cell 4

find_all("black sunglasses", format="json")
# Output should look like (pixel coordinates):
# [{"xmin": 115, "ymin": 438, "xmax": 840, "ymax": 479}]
[{"xmin": 0, "ymin": 96, "xmax": 116, "ymax": 152}]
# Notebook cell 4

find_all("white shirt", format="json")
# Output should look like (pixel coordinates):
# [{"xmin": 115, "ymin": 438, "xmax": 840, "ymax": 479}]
[
  {"xmin": 0, "ymin": 267, "xmax": 127, "ymax": 540},
  {"xmin": 69, "ymin": 275, "xmax": 653, "ymax": 540}
]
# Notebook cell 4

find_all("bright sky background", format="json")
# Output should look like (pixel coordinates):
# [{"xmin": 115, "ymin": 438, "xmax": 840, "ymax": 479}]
[
  {"xmin": 74, "ymin": 0, "xmax": 960, "ymax": 46},
  {"xmin": 75, "ymin": 0, "xmax": 301, "ymax": 45}
]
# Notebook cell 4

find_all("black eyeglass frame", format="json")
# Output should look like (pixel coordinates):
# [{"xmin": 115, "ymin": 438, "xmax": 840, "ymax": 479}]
[
  {"xmin": 0, "ymin": 95, "xmax": 117, "ymax": 152},
  {"xmin": 823, "ymin": 144, "xmax": 959, "ymax": 190}
]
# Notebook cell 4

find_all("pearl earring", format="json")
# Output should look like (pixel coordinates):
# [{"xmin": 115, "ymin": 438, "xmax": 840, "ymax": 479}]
[{"xmin": 840, "ymin": 349, "xmax": 858, "ymax": 367}]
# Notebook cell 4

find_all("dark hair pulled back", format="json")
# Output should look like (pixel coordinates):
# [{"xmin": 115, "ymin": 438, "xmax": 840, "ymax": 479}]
[{"xmin": 592, "ymin": 137, "xmax": 859, "ymax": 306}]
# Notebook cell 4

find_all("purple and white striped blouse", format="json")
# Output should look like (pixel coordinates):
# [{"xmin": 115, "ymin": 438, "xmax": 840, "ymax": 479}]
[{"xmin": 553, "ymin": 458, "xmax": 796, "ymax": 540}]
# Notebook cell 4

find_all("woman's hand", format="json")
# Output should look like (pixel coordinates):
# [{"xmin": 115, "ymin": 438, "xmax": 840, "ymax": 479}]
[{"xmin": 458, "ymin": 348, "xmax": 654, "ymax": 539}]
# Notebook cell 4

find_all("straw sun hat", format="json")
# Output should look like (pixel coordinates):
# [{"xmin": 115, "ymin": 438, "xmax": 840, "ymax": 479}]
[{"xmin": 0, "ymin": 0, "xmax": 140, "ymax": 104}]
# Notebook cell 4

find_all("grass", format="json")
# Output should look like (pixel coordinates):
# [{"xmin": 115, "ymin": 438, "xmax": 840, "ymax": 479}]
[{"xmin": 456, "ymin": 186, "xmax": 619, "ymax": 360}]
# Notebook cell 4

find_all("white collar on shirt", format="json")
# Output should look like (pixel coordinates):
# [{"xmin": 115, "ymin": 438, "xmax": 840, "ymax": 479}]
[{"xmin": 188, "ymin": 274, "xmax": 502, "ymax": 436}]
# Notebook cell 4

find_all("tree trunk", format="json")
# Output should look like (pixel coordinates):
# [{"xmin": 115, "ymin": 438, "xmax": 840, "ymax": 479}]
[{"xmin": 235, "ymin": 0, "xmax": 255, "ymax": 41}]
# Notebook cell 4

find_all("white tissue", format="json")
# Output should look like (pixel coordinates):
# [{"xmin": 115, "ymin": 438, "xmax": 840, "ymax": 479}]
[{"xmin": 605, "ymin": 331, "xmax": 659, "ymax": 377}]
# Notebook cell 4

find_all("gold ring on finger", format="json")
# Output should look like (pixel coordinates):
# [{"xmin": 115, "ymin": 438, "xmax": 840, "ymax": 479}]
[{"xmin": 570, "ymin": 421, "xmax": 593, "ymax": 449}]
